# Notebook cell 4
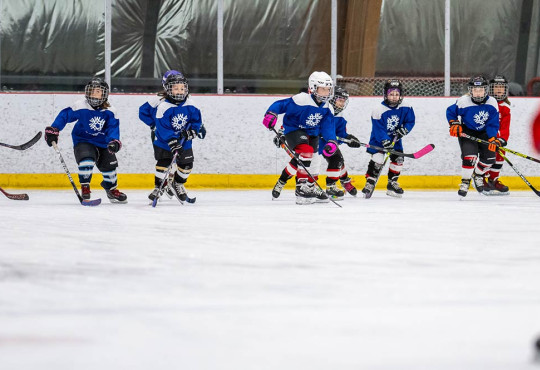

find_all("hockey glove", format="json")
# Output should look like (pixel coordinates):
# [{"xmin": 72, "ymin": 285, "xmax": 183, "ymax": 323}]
[
  {"xmin": 345, "ymin": 134, "xmax": 360, "ymax": 148},
  {"xmin": 273, "ymin": 132, "xmax": 286, "ymax": 148},
  {"xmin": 181, "ymin": 129, "xmax": 198, "ymax": 141},
  {"xmin": 107, "ymin": 139, "xmax": 122, "ymax": 154},
  {"xmin": 449, "ymin": 120, "xmax": 462, "ymax": 137},
  {"xmin": 488, "ymin": 137, "xmax": 502, "ymax": 152},
  {"xmin": 198, "ymin": 124, "xmax": 207, "ymax": 139},
  {"xmin": 150, "ymin": 125, "xmax": 156, "ymax": 142},
  {"xmin": 381, "ymin": 139, "xmax": 393, "ymax": 149},
  {"xmin": 395, "ymin": 127, "xmax": 409, "ymax": 138},
  {"xmin": 497, "ymin": 138, "xmax": 507, "ymax": 147},
  {"xmin": 168, "ymin": 138, "xmax": 183, "ymax": 157},
  {"xmin": 44, "ymin": 126, "xmax": 59, "ymax": 147},
  {"xmin": 262, "ymin": 112, "xmax": 278, "ymax": 130},
  {"xmin": 322, "ymin": 140, "xmax": 338, "ymax": 157}
]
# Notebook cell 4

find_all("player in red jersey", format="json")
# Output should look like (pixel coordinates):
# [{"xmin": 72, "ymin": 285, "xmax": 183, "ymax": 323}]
[{"xmin": 484, "ymin": 75, "xmax": 511, "ymax": 195}]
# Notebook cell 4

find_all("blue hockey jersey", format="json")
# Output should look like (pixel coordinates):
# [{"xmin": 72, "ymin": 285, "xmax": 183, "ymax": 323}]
[
  {"xmin": 51, "ymin": 99, "xmax": 120, "ymax": 148},
  {"xmin": 266, "ymin": 93, "xmax": 336, "ymax": 142},
  {"xmin": 318, "ymin": 111, "xmax": 349, "ymax": 154},
  {"xmin": 139, "ymin": 96, "xmax": 161, "ymax": 129},
  {"xmin": 446, "ymin": 95, "xmax": 499, "ymax": 138},
  {"xmin": 367, "ymin": 100, "xmax": 416, "ymax": 154},
  {"xmin": 154, "ymin": 97, "xmax": 202, "ymax": 151}
]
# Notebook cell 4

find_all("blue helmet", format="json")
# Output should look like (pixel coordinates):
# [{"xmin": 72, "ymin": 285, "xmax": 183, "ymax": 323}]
[{"xmin": 162, "ymin": 70, "xmax": 184, "ymax": 89}]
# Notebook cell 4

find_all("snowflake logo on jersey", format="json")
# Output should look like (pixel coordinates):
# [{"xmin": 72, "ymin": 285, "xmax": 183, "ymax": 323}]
[
  {"xmin": 473, "ymin": 110, "xmax": 489, "ymax": 128},
  {"xmin": 305, "ymin": 113, "xmax": 323, "ymax": 127},
  {"xmin": 89, "ymin": 116, "xmax": 106, "ymax": 131},
  {"xmin": 386, "ymin": 115, "xmax": 400, "ymax": 131},
  {"xmin": 171, "ymin": 113, "xmax": 188, "ymax": 131}
]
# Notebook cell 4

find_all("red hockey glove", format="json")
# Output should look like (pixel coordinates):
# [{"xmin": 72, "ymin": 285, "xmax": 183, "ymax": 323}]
[{"xmin": 449, "ymin": 120, "xmax": 462, "ymax": 137}]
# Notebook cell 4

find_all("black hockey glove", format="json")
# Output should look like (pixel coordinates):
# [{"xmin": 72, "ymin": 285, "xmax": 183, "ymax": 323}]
[
  {"xmin": 150, "ymin": 125, "xmax": 156, "ymax": 142},
  {"xmin": 395, "ymin": 127, "xmax": 409, "ymax": 138},
  {"xmin": 345, "ymin": 134, "xmax": 360, "ymax": 148},
  {"xmin": 497, "ymin": 138, "xmax": 507, "ymax": 147},
  {"xmin": 198, "ymin": 124, "xmax": 207, "ymax": 139},
  {"xmin": 381, "ymin": 139, "xmax": 393, "ymax": 149},
  {"xmin": 44, "ymin": 126, "xmax": 59, "ymax": 147},
  {"xmin": 181, "ymin": 129, "xmax": 197, "ymax": 141},
  {"xmin": 273, "ymin": 133, "xmax": 286, "ymax": 148},
  {"xmin": 168, "ymin": 138, "xmax": 183, "ymax": 157},
  {"xmin": 107, "ymin": 139, "xmax": 122, "ymax": 154}
]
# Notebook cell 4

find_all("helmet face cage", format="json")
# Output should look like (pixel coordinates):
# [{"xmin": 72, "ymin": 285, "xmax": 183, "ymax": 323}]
[
  {"xmin": 331, "ymin": 86, "xmax": 349, "ymax": 115},
  {"xmin": 467, "ymin": 76, "xmax": 489, "ymax": 103},
  {"xmin": 489, "ymin": 75, "xmax": 508, "ymax": 101},
  {"xmin": 383, "ymin": 80, "xmax": 403, "ymax": 107},
  {"xmin": 308, "ymin": 72, "xmax": 334, "ymax": 103},
  {"xmin": 85, "ymin": 79, "xmax": 109, "ymax": 108},
  {"xmin": 164, "ymin": 75, "xmax": 189, "ymax": 101}
]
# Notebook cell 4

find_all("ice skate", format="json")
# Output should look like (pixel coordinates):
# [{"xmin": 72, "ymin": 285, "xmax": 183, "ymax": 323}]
[
  {"xmin": 106, "ymin": 187, "xmax": 128, "ymax": 204},
  {"xmin": 340, "ymin": 177, "xmax": 357, "ymax": 196},
  {"xmin": 326, "ymin": 183, "xmax": 344, "ymax": 200},
  {"xmin": 362, "ymin": 178, "xmax": 376, "ymax": 199},
  {"xmin": 81, "ymin": 184, "xmax": 91, "ymax": 200},
  {"xmin": 386, "ymin": 180, "xmax": 404, "ymax": 198},
  {"xmin": 148, "ymin": 187, "xmax": 164, "ymax": 202},
  {"xmin": 458, "ymin": 179, "xmax": 470, "ymax": 197},
  {"xmin": 471, "ymin": 172, "xmax": 485, "ymax": 193},
  {"xmin": 272, "ymin": 179, "xmax": 286, "ymax": 200},
  {"xmin": 169, "ymin": 180, "xmax": 187, "ymax": 203},
  {"xmin": 488, "ymin": 179, "xmax": 509, "ymax": 196},
  {"xmin": 295, "ymin": 179, "xmax": 315, "ymax": 205},
  {"xmin": 311, "ymin": 183, "xmax": 329, "ymax": 203}
]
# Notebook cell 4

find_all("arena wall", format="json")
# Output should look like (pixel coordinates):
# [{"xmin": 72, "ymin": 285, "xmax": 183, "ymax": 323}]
[{"xmin": 1, "ymin": 93, "xmax": 539, "ymax": 190}]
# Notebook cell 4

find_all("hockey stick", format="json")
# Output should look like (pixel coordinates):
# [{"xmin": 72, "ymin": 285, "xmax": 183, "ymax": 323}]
[
  {"xmin": 271, "ymin": 127, "xmax": 342, "ymax": 208},
  {"xmin": 0, "ymin": 186, "xmax": 29, "ymax": 200},
  {"xmin": 51, "ymin": 142, "xmax": 101, "ymax": 206},
  {"xmin": 337, "ymin": 136, "xmax": 435, "ymax": 159},
  {"xmin": 460, "ymin": 133, "xmax": 540, "ymax": 164},
  {"xmin": 497, "ymin": 150, "xmax": 540, "ymax": 197},
  {"xmin": 0, "ymin": 132, "xmax": 42, "ymax": 150}
]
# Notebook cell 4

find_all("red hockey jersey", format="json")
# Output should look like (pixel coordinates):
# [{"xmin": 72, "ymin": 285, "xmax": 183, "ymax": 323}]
[{"xmin": 497, "ymin": 101, "xmax": 511, "ymax": 141}]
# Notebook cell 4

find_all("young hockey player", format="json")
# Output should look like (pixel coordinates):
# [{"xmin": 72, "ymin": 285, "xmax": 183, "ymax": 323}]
[
  {"xmin": 147, "ymin": 71, "xmax": 202, "ymax": 203},
  {"xmin": 271, "ymin": 85, "xmax": 360, "ymax": 200},
  {"xmin": 139, "ymin": 70, "xmax": 206, "ymax": 144},
  {"xmin": 262, "ymin": 71, "xmax": 338, "ymax": 205},
  {"xmin": 484, "ymin": 75, "xmax": 511, "ymax": 195},
  {"xmin": 446, "ymin": 75, "xmax": 500, "ymax": 197},
  {"xmin": 361, "ymin": 79, "xmax": 416, "ymax": 198},
  {"xmin": 44, "ymin": 77, "xmax": 127, "ymax": 203}
]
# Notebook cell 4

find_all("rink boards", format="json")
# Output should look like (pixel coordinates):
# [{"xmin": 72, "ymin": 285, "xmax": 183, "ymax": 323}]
[{"xmin": 1, "ymin": 93, "xmax": 539, "ymax": 189}]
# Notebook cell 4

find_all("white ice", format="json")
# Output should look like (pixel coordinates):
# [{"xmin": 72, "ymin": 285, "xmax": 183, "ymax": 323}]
[{"xmin": 1, "ymin": 189, "xmax": 540, "ymax": 370}]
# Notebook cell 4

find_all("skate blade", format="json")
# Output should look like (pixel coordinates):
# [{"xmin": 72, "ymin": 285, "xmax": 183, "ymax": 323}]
[
  {"xmin": 295, "ymin": 197, "xmax": 315, "ymax": 205},
  {"xmin": 386, "ymin": 190, "xmax": 402, "ymax": 198}
]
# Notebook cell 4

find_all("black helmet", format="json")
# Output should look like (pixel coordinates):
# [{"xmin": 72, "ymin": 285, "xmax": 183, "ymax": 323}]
[
  {"xmin": 489, "ymin": 75, "xmax": 508, "ymax": 101},
  {"xmin": 383, "ymin": 79, "xmax": 403, "ymax": 107},
  {"xmin": 164, "ymin": 73, "xmax": 189, "ymax": 102},
  {"xmin": 85, "ymin": 77, "xmax": 109, "ymax": 108},
  {"xmin": 467, "ymin": 75, "xmax": 489, "ymax": 103},
  {"xmin": 330, "ymin": 85, "xmax": 349, "ymax": 115}
]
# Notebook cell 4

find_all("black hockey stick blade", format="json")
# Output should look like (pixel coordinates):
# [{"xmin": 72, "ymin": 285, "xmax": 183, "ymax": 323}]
[
  {"xmin": 0, "ymin": 132, "xmax": 42, "ymax": 150},
  {"xmin": 186, "ymin": 195, "xmax": 196, "ymax": 204},
  {"xmin": 0, "ymin": 186, "xmax": 29, "ymax": 200}
]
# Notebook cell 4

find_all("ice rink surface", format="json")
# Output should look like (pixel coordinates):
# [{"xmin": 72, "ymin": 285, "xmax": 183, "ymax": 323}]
[{"xmin": 1, "ymin": 189, "xmax": 540, "ymax": 370}]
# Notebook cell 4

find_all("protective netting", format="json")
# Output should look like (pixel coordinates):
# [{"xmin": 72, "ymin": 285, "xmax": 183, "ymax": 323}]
[{"xmin": 337, "ymin": 77, "xmax": 470, "ymax": 97}]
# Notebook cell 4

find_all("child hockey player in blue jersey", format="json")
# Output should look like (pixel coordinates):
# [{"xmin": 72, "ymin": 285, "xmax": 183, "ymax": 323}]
[
  {"xmin": 147, "ymin": 71, "xmax": 202, "ymax": 202},
  {"xmin": 44, "ymin": 77, "xmax": 127, "ymax": 203},
  {"xmin": 447, "ymin": 75, "xmax": 500, "ymax": 197},
  {"xmin": 271, "ymin": 85, "xmax": 360, "ymax": 200},
  {"xmin": 361, "ymin": 79, "xmax": 416, "ymax": 198},
  {"xmin": 139, "ymin": 70, "xmax": 206, "ymax": 144},
  {"xmin": 262, "ymin": 71, "xmax": 338, "ymax": 205}
]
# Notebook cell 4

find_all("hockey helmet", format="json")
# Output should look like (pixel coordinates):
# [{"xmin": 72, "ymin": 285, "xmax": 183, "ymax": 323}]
[
  {"xmin": 164, "ymin": 73, "xmax": 189, "ymax": 102},
  {"xmin": 308, "ymin": 71, "xmax": 334, "ymax": 103},
  {"xmin": 162, "ymin": 70, "xmax": 184, "ymax": 88},
  {"xmin": 467, "ymin": 75, "xmax": 489, "ymax": 103},
  {"xmin": 330, "ymin": 85, "xmax": 349, "ymax": 115},
  {"xmin": 85, "ymin": 77, "xmax": 109, "ymax": 108},
  {"xmin": 489, "ymin": 75, "xmax": 508, "ymax": 101},
  {"xmin": 383, "ymin": 79, "xmax": 403, "ymax": 107}
]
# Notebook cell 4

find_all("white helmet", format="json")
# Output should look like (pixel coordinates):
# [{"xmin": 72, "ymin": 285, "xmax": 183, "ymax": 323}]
[{"xmin": 308, "ymin": 71, "xmax": 334, "ymax": 103}]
